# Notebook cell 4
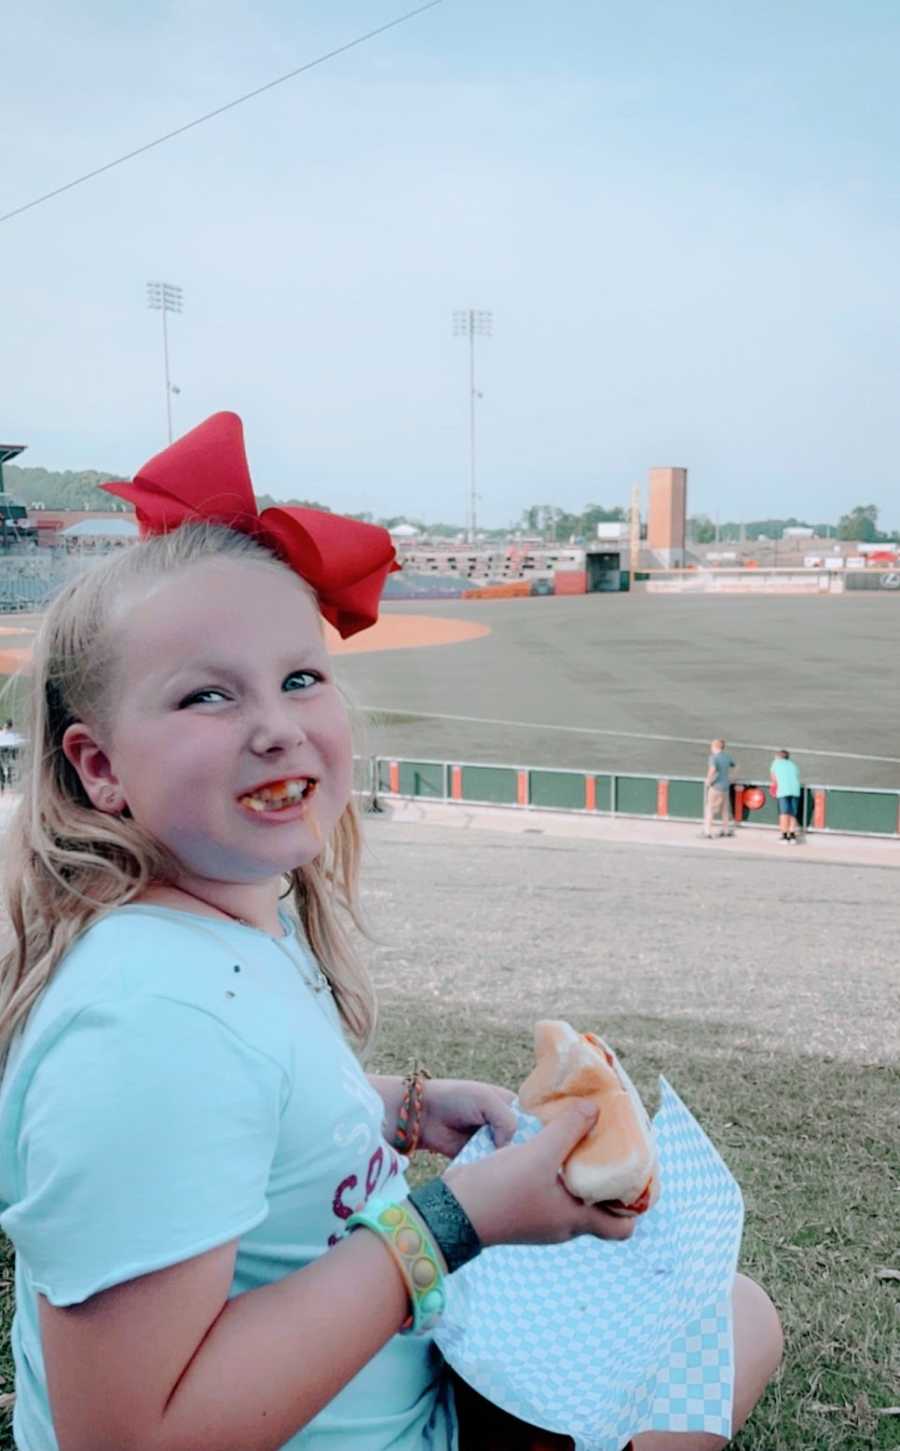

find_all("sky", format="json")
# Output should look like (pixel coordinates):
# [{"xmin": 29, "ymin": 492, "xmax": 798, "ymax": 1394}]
[{"xmin": 3, "ymin": 0, "xmax": 900, "ymax": 529}]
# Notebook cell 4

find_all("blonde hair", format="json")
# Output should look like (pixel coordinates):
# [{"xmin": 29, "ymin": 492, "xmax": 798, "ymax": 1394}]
[{"xmin": 0, "ymin": 523, "xmax": 375, "ymax": 1063}]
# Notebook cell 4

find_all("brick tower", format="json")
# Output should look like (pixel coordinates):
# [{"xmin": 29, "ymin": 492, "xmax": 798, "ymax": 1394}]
[{"xmin": 647, "ymin": 467, "xmax": 687, "ymax": 566}]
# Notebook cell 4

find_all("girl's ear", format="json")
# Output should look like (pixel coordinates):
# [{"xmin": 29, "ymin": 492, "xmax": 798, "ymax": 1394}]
[{"xmin": 61, "ymin": 723, "xmax": 127, "ymax": 815}]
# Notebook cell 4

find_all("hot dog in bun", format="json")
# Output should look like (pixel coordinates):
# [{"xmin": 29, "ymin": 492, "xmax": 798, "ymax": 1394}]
[{"xmin": 518, "ymin": 1020, "xmax": 660, "ymax": 1213}]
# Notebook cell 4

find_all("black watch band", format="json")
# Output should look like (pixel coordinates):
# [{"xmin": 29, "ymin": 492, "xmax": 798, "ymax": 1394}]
[{"xmin": 408, "ymin": 1179, "xmax": 482, "ymax": 1274}]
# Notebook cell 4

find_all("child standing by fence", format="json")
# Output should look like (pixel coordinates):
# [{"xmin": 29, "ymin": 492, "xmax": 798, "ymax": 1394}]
[{"xmin": 0, "ymin": 415, "xmax": 779, "ymax": 1451}]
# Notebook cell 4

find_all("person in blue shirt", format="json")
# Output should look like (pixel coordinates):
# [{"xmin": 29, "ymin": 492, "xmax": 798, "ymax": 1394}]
[
  {"xmin": 704, "ymin": 739, "xmax": 736, "ymax": 838},
  {"xmin": 770, "ymin": 749, "xmax": 803, "ymax": 842},
  {"xmin": 0, "ymin": 415, "xmax": 781, "ymax": 1451}
]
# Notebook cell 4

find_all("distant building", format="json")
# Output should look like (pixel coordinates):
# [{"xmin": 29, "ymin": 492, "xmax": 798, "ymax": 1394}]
[
  {"xmin": 647, "ymin": 467, "xmax": 687, "ymax": 566},
  {"xmin": 60, "ymin": 518, "xmax": 139, "ymax": 540},
  {"xmin": 29, "ymin": 510, "xmax": 136, "ymax": 547}
]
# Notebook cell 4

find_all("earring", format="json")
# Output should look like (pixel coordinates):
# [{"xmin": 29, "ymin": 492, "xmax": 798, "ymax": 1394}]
[{"xmin": 101, "ymin": 789, "xmax": 122, "ymax": 813}]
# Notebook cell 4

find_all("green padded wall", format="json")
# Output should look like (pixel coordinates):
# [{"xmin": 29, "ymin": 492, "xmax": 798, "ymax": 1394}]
[
  {"xmin": 615, "ymin": 776, "xmax": 658, "ymax": 815},
  {"xmin": 667, "ymin": 780, "xmax": 705, "ymax": 818},
  {"xmin": 398, "ymin": 762, "xmax": 445, "ymax": 798},
  {"xmin": 460, "ymin": 765, "xmax": 518, "ymax": 805},
  {"xmin": 594, "ymin": 775, "xmax": 613, "ymax": 812},
  {"xmin": 825, "ymin": 790, "xmax": 898, "ymax": 835},
  {"xmin": 530, "ymin": 770, "xmax": 587, "ymax": 810},
  {"xmin": 372, "ymin": 760, "xmax": 899, "ymax": 837}
]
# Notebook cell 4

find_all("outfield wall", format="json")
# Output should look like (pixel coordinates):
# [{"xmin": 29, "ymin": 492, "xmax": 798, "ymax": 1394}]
[
  {"xmin": 647, "ymin": 567, "xmax": 900, "ymax": 595},
  {"xmin": 368, "ymin": 757, "xmax": 900, "ymax": 837},
  {"xmin": 648, "ymin": 569, "xmax": 846, "ymax": 595},
  {"xmin": 382, "ymin": 565, "xmax": 900, "ymax": 602}
]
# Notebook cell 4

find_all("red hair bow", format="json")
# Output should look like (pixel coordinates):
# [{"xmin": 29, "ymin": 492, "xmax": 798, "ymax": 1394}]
[{"xmin": 102, "ymin": 412, "xmax": 399, "ymax": 638}]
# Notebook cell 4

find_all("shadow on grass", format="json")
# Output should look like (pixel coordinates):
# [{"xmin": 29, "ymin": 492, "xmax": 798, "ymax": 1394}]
[{"xmin": 0, "ymin": 1009, "xmax": 895, "ymax": 1451}]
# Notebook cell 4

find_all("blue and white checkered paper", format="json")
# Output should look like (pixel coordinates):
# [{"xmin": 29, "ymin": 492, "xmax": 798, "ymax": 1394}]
[{"xmin": 435, "ymin": 1079, "xmax": 744, "ymax": 1451}]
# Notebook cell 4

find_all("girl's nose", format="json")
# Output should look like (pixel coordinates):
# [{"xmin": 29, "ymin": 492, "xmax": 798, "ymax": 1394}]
[{"xmin": 248, "ymin": 703, "xmax": 308, "ymax": 755}]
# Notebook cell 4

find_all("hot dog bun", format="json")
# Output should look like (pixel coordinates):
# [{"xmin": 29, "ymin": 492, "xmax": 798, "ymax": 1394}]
[{"xmin": 518, "ymin": 1020, "xmax": 660, "ymax": 1212}]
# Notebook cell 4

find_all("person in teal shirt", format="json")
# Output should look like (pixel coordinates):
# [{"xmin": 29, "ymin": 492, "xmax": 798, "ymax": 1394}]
[{"xmin": 770, "ymin": 750, "xmax": 802, "ymax": 841}]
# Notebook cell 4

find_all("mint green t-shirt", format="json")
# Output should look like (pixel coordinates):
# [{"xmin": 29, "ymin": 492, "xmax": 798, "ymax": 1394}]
[
  {"xmin": 0, "ymin": 907, "xmax": 455, "ymax": 1451},
  {"xmin": 770, "ymin": 757, "xmax": 801, "ymax": 797}
]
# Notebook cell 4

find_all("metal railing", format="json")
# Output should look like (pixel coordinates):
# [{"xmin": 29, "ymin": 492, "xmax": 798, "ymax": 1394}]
[{"xmin": 366, "ymin": 756, "xmax": 900, "ymax": 838}]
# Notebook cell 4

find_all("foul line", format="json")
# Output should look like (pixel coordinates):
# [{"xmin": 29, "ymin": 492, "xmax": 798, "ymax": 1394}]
[{"xmin": 361, "ymin": 707, "xmax": 900, "ymax": 765}]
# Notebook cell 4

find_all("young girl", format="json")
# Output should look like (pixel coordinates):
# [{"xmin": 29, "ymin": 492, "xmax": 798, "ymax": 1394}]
[{"xmin": 0, "ymin": 414, "xmax": 780, "ymax": 1451}]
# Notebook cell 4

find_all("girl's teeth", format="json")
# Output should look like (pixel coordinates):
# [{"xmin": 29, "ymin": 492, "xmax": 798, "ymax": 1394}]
[{"xmin": 240, "ymin": 780, "xmax": 312, "ymax": 811}]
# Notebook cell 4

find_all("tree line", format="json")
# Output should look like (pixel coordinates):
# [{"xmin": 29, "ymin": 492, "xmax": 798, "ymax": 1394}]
[
  {"xmin": 3, "ymin": 466, "xmax": 894, "ymax": 543},
  {"xmin": 688, "ymin": 504, "xmax": 892, "ymax": 543}
]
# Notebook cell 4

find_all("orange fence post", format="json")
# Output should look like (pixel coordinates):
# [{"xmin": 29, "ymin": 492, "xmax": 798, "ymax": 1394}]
[
  {"xmin": 813, "ymin": 790, "xmax": 826, "ymax": 829},
  {"xmin": 656, "ymin": 780, "xmax": 669, "ymax": 817},
  {"xmin": 451, "ymin": 766, "xmax": 463, "ymax": 801},
  {"xmin": 517, "ymin": 770, "xmax": 529, "ymax": 806},
  {"xmin": 388, "ymin": 761, "xmax": 400, "ymax": 794},
  {"xmin": 585, "ymin": 776, "xmax": 597, "ymax": 811}
]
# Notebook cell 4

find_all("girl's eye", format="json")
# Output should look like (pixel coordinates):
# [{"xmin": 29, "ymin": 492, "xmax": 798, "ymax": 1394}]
[
  {"xmin": 178, "ymin": 688, "xmax": 229, "ymax": 708},
  {"xmin": 283, "ymin": 670, "xmax": 323, "ymax": 692}
]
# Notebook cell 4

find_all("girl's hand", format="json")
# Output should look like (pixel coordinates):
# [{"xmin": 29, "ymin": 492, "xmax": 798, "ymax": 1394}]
[
  {"xmin": 419, "ymin": 1077, "xmax": 518, "ymax": 1157},
  {"xmin": 444, "ymin": 1102, "xmax": 638, "ymax": 1248}
]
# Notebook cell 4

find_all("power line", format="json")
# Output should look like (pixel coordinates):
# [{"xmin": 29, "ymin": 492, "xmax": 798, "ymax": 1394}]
[{"xmin": 0, "ymin": 0, "xmax": 444, "ymax": 226}]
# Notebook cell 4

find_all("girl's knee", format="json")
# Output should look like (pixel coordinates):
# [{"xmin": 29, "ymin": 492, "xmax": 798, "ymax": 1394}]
[
  {"xmin": 730, "ymin": 1272, "xmax": 783, "ymax": 1437},
  {"xmin": 734, "ymin": 1272, "xmax": 783, "ymax": 1373}
]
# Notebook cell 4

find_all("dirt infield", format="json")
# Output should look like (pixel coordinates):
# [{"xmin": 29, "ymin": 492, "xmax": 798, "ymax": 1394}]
[
  {"xmin": 327, "ymin": 615, "xmax": 490, "ymax": 655},
  {"xmin": 0, "ymin": 617, "xmax": 41, "ymax": 676},
  {"xmin": 0, "ymin": 610, "xmax": 489, "ymax": 673}
]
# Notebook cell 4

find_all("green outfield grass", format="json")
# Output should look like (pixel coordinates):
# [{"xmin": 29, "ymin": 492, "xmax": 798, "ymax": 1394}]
[{"xmin": 339, "ymin": 593, "xmax": 900, "ymax": 790}]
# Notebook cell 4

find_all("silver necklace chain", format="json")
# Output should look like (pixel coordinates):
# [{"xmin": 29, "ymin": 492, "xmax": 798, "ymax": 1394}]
[
  {"xmin": 167, "ymin": 890, "xmax": 332, "ymax": 996},
  {"xmin": 265, "ymin": 931, "xmax": 331, "ymax": 996}
]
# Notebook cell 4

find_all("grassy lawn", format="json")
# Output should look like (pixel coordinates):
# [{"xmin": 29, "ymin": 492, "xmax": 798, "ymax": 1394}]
[
  {"xmin": 374, "ymin": 1004, "xmax": 900, "ymax": 1451},
  {"xmin": 0, "ymin": 1007, "xmax": 895, "ymax": 1449}
]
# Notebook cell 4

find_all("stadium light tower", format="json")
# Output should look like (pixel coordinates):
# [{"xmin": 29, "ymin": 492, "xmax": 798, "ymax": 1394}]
[
  {"xmin": 147, "ymin": 282, "xmax": 183, "ymax": 443},
  {"xmin": 452, "ymin": 308, "xmax": 492, "ymax": 542}
]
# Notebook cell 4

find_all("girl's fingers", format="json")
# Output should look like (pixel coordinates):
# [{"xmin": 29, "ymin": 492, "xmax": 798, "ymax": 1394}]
[
  {"xmin": 591, "ymin": 1209, "xmax": 637, "ymax": 1241},
  {"xmin": 531, "ymin": 1102, "xmax": 599, "ymax": 1167},
  {"xmin": 486, "ymin": 1095, "xmax": 519, "ymax": 1147}
]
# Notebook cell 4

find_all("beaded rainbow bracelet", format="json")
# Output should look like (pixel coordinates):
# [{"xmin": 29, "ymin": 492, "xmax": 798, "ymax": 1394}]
[
  {"xmin": 391, "ymin": 1067, "xmax": 431, "ymax": 1156},
  {"xmin": 346, "ymin": 1197, "xmax": 447, "ymax": 1335}
]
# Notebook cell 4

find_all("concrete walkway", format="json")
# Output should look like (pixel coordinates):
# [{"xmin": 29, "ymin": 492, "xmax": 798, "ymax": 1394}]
[{"xmin": 380, "ymin": 796, "xmax": 900, "ymax": 870}]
